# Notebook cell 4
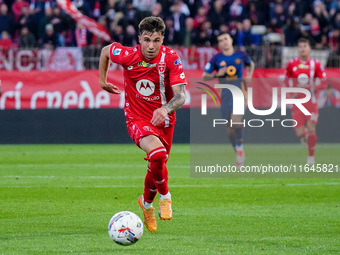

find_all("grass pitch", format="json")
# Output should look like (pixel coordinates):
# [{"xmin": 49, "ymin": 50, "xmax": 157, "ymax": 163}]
[{"xmin": 0, "ymin": 144, "xmax": 339, "ymax": 254}]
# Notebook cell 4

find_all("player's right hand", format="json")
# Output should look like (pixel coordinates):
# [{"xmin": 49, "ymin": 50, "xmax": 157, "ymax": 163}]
[
  {"xmin": 216, "ymin": 67, "xmax": 227, "ymax": 77},
  {"xmin": 100, "ymin": 83, "xmax": 121, "ymax": 94}
]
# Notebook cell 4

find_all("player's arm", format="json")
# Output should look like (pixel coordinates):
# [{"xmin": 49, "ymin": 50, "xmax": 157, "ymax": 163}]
[
  {"xmin": 244, "ymin": 60, "xmax": 255, "ymax": 85},
  {"xmin": 245, "ymin": 60, "xmax": 255, "ymax": 79},
  {"xmin": 202, "ymin": 67, "xmax": 227, "ymax": 81},
  {"xmin": 151, "ymin": 85, "xmax": 186, "ymax": 126},
  {"xmin": 99, "ymin": 45, "xmax": 121, "ymax": 94}
]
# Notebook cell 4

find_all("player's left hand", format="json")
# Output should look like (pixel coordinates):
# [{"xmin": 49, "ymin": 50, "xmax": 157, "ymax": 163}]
[
  {"xmin": 151, "ymin": 107, "xmax": 168, "ymax": 126},
  {"xmin": 244, "ymin": 76, "xmax": 252, "ymax": 86}
]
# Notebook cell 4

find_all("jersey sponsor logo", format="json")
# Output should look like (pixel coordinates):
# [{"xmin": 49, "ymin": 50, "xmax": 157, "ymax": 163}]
[
  {"xmin": 180, "ymin": 73, "xmax": 185, "ymax": 79},
  {"xmin": 158, "ymin": 62, "xmax": 166, "ymax": 73},
  {"xmin": 298, "ymin": 63, "xmax": 308, "ymax": 69},
  {"xmin": 127, "ymin": 66, "xmax": 133, "ymax": 70},
  {"xmin": 136, "ymin": 79, "xmax": 155, "ymax": 96},
  {"xmin": 113, "ymin": 49, "xmax": 121, "ymax": 55},
  {"xmin": 220, "ymin": 60, "xmax": 226, "ymax": 67},
  {"xmin": 297, "ymin": 73, "xmax": 309, "ymax": 85},
  {"xmin": 125, "ymin": 50, "xmax": 129, "ymax": 55},
  {"xmin": 174, "ymin": 58, "xmax": 182, "ymax": 65},
  {"xmin": 137, "ymin": 61, "xmax": 157, "ymax": 68},
  {"xmin": 178, "ymin": 65, "xmax": 183, "ymax": 71}
]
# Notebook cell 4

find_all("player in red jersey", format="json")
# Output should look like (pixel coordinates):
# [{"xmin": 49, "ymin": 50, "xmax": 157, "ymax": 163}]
[
  {"xmin": 285, "ymin": 38, "xmax": 326, "ymax": 164},
  {"xmin": 99, "ymin": 17, "xmax": 187, "ymax": 232}
]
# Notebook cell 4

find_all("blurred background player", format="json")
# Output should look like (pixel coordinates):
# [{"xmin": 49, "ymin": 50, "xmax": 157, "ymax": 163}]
[
  {"xmin": 99, "ymin": 17, "xmax": 187, "ymax": 232},
  {"xmin": 285, "ymin": 38, "xmax": 326, "ymax": 164},
  {"xmin": 202, "ymin": 32, "xmax": 254, "ymax": 168}
]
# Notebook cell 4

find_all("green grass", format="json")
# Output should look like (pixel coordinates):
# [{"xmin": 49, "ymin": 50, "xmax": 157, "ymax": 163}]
[{"xmin": 0, "ymin": 144, "xmax": 339, "ymax": 254}]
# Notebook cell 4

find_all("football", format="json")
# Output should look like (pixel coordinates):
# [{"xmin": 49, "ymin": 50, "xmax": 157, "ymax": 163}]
[{"xmin": 108, "ymin": 211, "xmax": 143, "ymax": 245}]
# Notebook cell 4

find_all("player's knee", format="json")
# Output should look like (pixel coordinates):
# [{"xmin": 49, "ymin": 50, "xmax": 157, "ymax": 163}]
[
  {"xmin": 148, "ymin": 147, "xmax": 167, "ymax": 169},
  {"xmin": 307, "ymin": 126, "xmax": 316, "ymax": 133}
]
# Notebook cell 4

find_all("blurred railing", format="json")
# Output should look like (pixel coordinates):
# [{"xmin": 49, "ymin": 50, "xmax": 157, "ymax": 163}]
[{"xmin": 0, "ymin": 45, "xmax": 339, "ymax": 71}]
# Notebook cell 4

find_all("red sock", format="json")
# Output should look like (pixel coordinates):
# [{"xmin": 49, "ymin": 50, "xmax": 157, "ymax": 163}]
[
  {"xmin": 143, "ymin": 165, "xmax": 157, "ymax": 203},
  {"xmin": 147, "ymin": 147, "xmax": 169, "ymax": 196},
  {"xmin": 307, "ymin": 132, "xmax": 317, "ymax": 156}
]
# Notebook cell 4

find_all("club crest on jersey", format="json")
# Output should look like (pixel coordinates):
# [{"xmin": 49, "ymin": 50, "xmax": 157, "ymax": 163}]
[
  {"xmin": 136, "ymin": 79, "xmax": 155, "ymax": 96},
  {"xmin": 158, "ymin": 62, "xmax": 166, "ymax": 73}
]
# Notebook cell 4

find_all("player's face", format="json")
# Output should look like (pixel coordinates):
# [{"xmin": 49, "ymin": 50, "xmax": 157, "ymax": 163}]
[
  {"xmin": 217, "ymin": 34, "xmax": 233, "ymax": 51},
  {"xmin": 139, "ymin": 32, "xmax": 164, "ymax": 60},
  {"xmin": 298, "ymin": 42, "xmax": 311, "ymax": 59}
]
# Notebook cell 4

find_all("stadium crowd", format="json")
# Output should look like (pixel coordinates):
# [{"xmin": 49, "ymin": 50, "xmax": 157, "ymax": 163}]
[{"xmin": 0, "ymin": 0, "xmax": 340, "ymax": 51}]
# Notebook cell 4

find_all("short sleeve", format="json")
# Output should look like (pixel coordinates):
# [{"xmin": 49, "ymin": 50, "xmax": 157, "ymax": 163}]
[
  {"xmin": 285, "ymin": 61, "xmax": 292, "ymax": 78},
  {"xmin": 204, "ymin": 56, "xmax": 216, "ymax": 73},
  {"xmin": 242, "ymin": 52, "xmax": 252, "ymax": 66},
  {"xmin": 168, "ymin": 53, "xmax": 187, "ymax": 87},
  {"xmin": 109, "ymin": 42, "xmax": 125, "ymax": 65},
  {"xmin": 316, "ymin": 62, "xmax": 326, "ymax": 79}
]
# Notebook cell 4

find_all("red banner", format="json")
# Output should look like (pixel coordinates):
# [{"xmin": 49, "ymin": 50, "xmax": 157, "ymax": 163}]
[
  {"xmin": 0, "ymin": 69, "xmax": 339, "ymax": 110},
  {"xmin": 57, "ymin": 0, "xmax": 111, "ymax": 42}
]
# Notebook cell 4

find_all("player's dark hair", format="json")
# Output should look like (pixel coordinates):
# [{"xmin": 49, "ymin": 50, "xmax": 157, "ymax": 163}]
[
  {"xmin": 138, "ymin": 16, "xmax": 166, "ymax": 36},
  {"xmin": 217, "ymin": 31, "xmax": 231, "ymax": 38},
  {"xmin": 298, "ymin": 37, "xmax": 311, "ymax": 46}
]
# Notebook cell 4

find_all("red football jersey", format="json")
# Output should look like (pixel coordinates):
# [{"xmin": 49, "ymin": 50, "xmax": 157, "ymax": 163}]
[
  {"xmin": 109, "ymin": 43, "xmax": 187, "ymax": 127},
  {"xmin": 285, "ymin": 57, "xmax": 326, "ymax": 103}
]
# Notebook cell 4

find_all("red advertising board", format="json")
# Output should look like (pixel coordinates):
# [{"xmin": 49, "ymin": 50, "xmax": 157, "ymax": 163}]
[{"xmin": 1, "ymin": 69, "xmax": 339, "ymax": 110}]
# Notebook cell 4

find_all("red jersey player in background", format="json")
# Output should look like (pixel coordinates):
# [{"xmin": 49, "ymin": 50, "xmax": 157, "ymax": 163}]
[
  {"xmin": 285, "ymin": 38, "xmax": 326, "ymax": 164},
  {"xmin": 98, "ymin": 17, "xmax": 187, "ymax": 232}
]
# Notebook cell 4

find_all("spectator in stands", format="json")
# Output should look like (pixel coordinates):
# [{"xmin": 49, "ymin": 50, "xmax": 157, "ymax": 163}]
[
  {"xmin": 196, "ymin": 20, "xmax": 216, "ymax": 46},
  {"xmin": 294, "ymin": 0, "xmax": 311, "ymax": 18},
  {"xmin": 164, "ymin": 16, "xmax": 176, "ymax": 45},
  {"xmin": 132, "ymin": 0, "xmax": 155, "ymax": 19},
  {"xmin": 51, "ymin": 6, "xmax": 69, "ymax": 46},
  {"xmin": 318, "ymin": 84, "xmax": 340, "ymax": 108},
  {"xmin": 124, "ymin": 24, "xmax": 137, "ymax": 46},
  {"xmin": 313, "ymin": 1, "xmax": 329, "ymax": 34},
  {"xmin": 152, "ymin": 2, "xmax": 165, "ymax": 20},
  {"xmin": 0, "ymin": 31, "xmax": 12, "ymax": 48},
  {"xmin": 19, "ymin": 26, "xmax": 36, "ymax": 48},
  {"xmin": 0, "ymin": 4, "xmax": 15, "ymax": 36},
  {"xmin": 270, "ymin": 4, "xmax": 287, "ymax": 29},
  {"xmin": 237, "ymin": 19, "xmax": 261, "ymax": 51},
  {"xmin": 333, "ymin": 12, "xmax": 340, "ymax": 29},
  {"xmin": 168, "ymin": 1, "xmax": 187, "ymax": 45},
  {"xmin": 41, "ymin": 23, "xmax": 59, "ymax": 49},
  {"xmin": 112, "ymin": 25, "xmax": 125, "ymax": 44},
  {"xmin": 38, "ymin": 7, "xmax": 53, "ymax": 39},
  {"xmin": 208, "ymin": 0, "xmax": 227, "ymax": 30},
  {"xmin": 193, "ymin": 6, "xmax": 207, "ymax": 29},
  {"xmin": 12, "ymin": 0, "xmax": 29, "ymax": 21},
  {"xmin": 229, "ymin": 0, "xmax": 245, "ymax": 21},
  {"xmin": 183, "ymin": 17, "xmax": 198, "ymax": 46},
  {"xmin": 283, "ymin": 18, "xmax": 302, "ymax": 46},
  {"xmin": 300, "ymin": 13, "xmax": 313, "ymax": 36},
  {"xmin": 328, "ymin": 28, "xmax": 340, "ymax": 51},
  {"xmin": 309, "ymin": 18, "xmax": 327, "ymax": 48},
  {"xmin": 18, "ymin": 5, "xmax": 34, "ymax": 31}
]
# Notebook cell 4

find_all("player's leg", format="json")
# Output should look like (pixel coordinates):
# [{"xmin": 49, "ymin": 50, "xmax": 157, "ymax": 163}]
[
  {"xmin": 292, "ymin": 106, "xmax": 307, "ymax": 145},
  {"xmin": 306, "ymin": 119, "xmax": 317, "ymax": 164},
  {"xmin": 231, "ymin": 113, "xmax": 245, "ymax": 167},
  {"xmin": 140, "ymin": 135, "xmax": 172, "ymax": 221}
]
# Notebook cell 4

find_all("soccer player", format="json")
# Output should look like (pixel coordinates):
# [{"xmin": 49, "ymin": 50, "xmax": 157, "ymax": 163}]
[
  {"xmin": 202, "ymin": 32, "xmax": 254, "ymax": 167},
  {"xmin": 98, "ymin": 17, "xmax": 187, "ymax": 232},
  {"xmin": 285, "ymin": 38, "xmax": 326, "ymax": 164}
]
